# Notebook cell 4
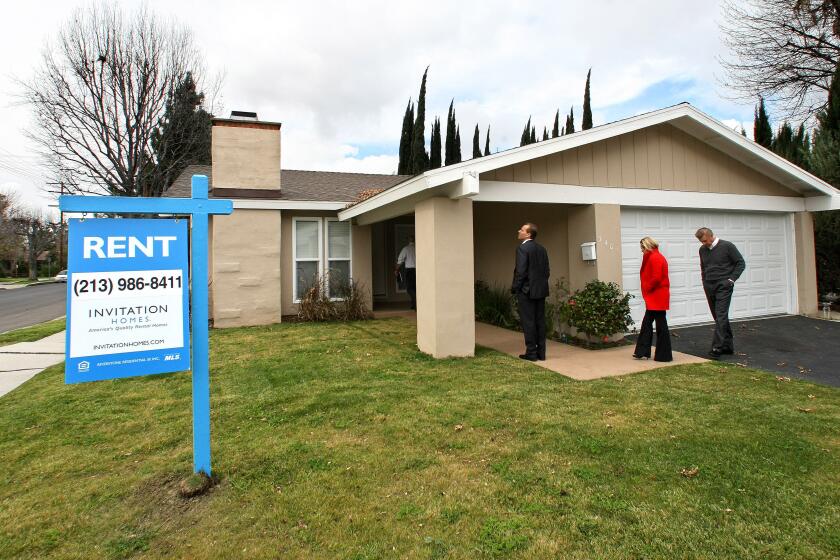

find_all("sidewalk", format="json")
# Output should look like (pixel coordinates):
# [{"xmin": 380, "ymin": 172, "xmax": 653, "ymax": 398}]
[
  {"xmin": 375, "ymin": 310, "xmax": 705, "ymax": 380},
  {"xmin": 0, "ymin": 332, "xmax": 65, "ymax": 397}
]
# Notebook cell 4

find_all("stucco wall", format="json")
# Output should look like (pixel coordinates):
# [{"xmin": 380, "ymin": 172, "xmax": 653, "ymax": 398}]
[
  {"xmin": 481, "ymin": 123, "xmax": 796, "ymax": 197},
  {"xmin": 211, "ymin": 209, "xmax": 282, "ymax": 327},
  {"xmin": 794, "ymin": 211, "xmax": 818, "ymax": 315},
  {"xmin": 280, "ymin": 211, "xmax": 372, "ymax": 316},
  {"xmin": 212, "ymin": 123, "xmax": 281, "ymax": 190},
  {"xmin": 472, "ymin": 202, "xmax": 569, "ymax": 292}
]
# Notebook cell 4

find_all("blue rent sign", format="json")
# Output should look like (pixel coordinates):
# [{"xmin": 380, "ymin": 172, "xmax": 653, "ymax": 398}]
[{"xmin": 65, "ymin": 218, "xmax": 191, "ymax": 383}]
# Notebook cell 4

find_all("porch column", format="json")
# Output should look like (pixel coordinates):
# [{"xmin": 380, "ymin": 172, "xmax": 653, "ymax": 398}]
[
  {"xmin": 415, "ymin": 197, "xmax": 475, "ymax": 358},
  {"xmin": 566, "ymin": 203, "xmax": 622, "ymax": 291},
  {"xmin": 793, "ymin": 211, "xmax": 818, "ymax": 315}
]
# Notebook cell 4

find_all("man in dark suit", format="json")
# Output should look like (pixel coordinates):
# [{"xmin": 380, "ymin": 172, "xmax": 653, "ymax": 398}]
[
  {"xmin": 511, "ymin": 223, "xmax": 550, "ymax": 361},
  {"xmin": 695, "ymin": 227, "xmax": 746, "ymax": 358}
]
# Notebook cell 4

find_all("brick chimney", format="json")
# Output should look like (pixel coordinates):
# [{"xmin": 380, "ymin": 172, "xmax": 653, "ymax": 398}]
[{"xmin": 211, "ymin": 111, "xmax": 282, "ymax": 197}]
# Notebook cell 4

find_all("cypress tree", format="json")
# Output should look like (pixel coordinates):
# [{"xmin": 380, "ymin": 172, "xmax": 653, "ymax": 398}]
[
  {"xmin": 410, "ymin": 67, "xmax": 430, "ymax": 174},
  {"xmin": 542, "ymin": 127, "xmax": 548, "ymax": 141},
  {"xmin": 520, "ymin": 117, "xmax": 532, "ymax": 146},
  {"xmin": 472, "ymin": 124, "xmax": 482, "ymax": 158},
  {"xmin": 809, "ymin": 62, "xmax": 840, "ymax": 294},
  {"xmin": 561, "ymin": 125, "xmax": 566, "ymax": 136},
  {"xmin": 582, "ymin": 69, "xmax": 593, "ymax": 130},
  {"xmin": 567, "ymin": 107, "xmax": 576, "ymax": 134},
  {"xmin": 445, "ymin": 100, "xmax": 458, "ymax": 165},
  {"xmin": 753, "ymin": 97, "xmax": 773, "ymax": 148},
  {"xmin": 455, "ymin": 125, "xmax": 462, "ymax": 163},
  {"xmin": 552, "ymin": 110, "xmax": 560, "ymax": 138},
  {"xmin": 429, "ymin": 117, "xmax": 442, "ymax": 169},
  {"xmin": 530, "ymin": 126, "xmax": 536, "ymax": 144},
  {"xmin": 397, "ymin": 99, "xmax": 414, "ymax": 174},
  {"xmin": 484, "ymin": 125, "xmax": 491, "ymax": 156}
]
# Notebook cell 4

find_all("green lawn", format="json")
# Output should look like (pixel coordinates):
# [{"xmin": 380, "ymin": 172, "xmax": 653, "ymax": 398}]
[
  {"xmin": 0, "ymin": 318, "xmax": 837, "ymax": 559},
  {"xmin": 0, "ymin": 318, "xmax": 66, "ymax": 346}
]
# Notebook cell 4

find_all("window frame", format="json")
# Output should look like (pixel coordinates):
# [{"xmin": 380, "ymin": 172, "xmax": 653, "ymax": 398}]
[
  {"xmin": 292, "ymin": 217, "xmax": 324, "ymax": 303},
  {"xmin": 325, "ymin": 217, "xmax": 353, "ymax": 301}
]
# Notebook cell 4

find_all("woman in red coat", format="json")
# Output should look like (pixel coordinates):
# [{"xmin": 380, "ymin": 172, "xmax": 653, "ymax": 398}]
[{"xmin": 633, "ymin": 236, "xmax": 673, "ymax": 362}]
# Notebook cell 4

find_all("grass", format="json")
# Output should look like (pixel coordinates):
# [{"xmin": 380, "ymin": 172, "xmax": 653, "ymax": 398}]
[
  {"xmin": 0, "ymin": 318, "xmax": 838, "ymax": 559},
  {"xmin": 0, "ymin": 318, "xmax": 66, "ymax": 346}
]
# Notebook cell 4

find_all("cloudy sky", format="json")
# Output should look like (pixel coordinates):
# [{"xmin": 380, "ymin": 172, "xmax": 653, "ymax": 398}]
[{"xmin": 0, "ymin": 0, "xmax": 755, "ymax": 214}]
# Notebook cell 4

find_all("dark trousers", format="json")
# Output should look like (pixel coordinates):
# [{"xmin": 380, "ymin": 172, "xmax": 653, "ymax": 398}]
[
  {"xmin": 405, "ymin": 268, "xmax": 416, "ymax": 310},
  {"xmin": 634, "ymin": 310, "xmax": 673, "ymax": 362},
  {"xmin": 517, "ymin": 294, "xmax": 546, "ymax": 359},
  {"xmin": 703, "ymin": 281, "xmax": 734, "ymax": 351}
]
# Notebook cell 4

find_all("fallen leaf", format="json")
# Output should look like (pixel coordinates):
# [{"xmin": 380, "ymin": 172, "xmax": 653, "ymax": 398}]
[
  {"xmin": 808, "ymin": 394, "xmax": 816, "ymax": 399},
  {"xmin": 679, "ymin": 466, "xmax": 700, "ymax": 478},
  {"xmin": 776, "ymin": 376, "xmax": 791, "ymax": 382},
  {"xmin": 776, "ymin": 362, "xmax": 787, "ymax": 367},
  {"xmin": 724, "ymin": 508, "xmax": 733, "ymax": 513},
  {"xmin": 454, "ymin": 424, "xmax": 464, "ymax": 432},
  {"xmin": 796, "ymin": 407, "xmax": 814, "ymax": 413}
]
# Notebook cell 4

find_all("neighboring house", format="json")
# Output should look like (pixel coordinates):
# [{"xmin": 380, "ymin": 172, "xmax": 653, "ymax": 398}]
[{"xmin": 168, "ymin": 104, "xmax": 840, "ymax": 359}]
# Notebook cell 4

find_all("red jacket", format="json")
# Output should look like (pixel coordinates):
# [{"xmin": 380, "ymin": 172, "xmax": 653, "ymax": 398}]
[{"xmin": 640, "ymin": 248, "xmax": 670, "ymax": 311}]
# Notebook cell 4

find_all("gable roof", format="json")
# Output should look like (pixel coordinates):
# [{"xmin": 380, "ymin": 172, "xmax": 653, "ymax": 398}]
[
  {"xmin": 340, "ymin": 103, "xmax": 840, "ymax": 221},
  {"xmin": 165, "ymin": 164, "xmax": 410, "ymax": 202}
]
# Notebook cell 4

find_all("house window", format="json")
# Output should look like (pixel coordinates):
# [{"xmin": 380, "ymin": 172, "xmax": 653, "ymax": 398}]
[
  {"xmin": 326, "ymin": 219, "xmax": 352, "ymax": 299},
  {"xmin": 293, "ymin": 218, "xmax": 322, "ymax": 301}
]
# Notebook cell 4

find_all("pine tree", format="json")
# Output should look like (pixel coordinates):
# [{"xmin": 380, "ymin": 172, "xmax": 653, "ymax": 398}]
[
  {"xmin": 530, "ymin": 126, "xmax": 536, "ymax": 144},
  {"xmin": 582, "ymin": 69, "xmax": 593, "ymax": 130},
  {"xmin": 472, "ymin": 124, "xmax": 482, "ymax": 158},
  {"xmin": 410, "ymin": 67, "xmax": 430, "ymax": 174},
  {"xmin": 445, "ymin": 100, "xmax": 458, "ymax": 165},
  {"xmin": 149, "ymin": 72, "xmax": 212, "ymax": 195},
  {"xmin": 454, "ymin": 125, "xmax": 462, "ymax": 163},
  {"xmin": 552, "ymin": 110, "xmax": 560, "ymax": 138},
  {"xmin": 542, "ymin": 127, "xmax": 548, "ymax": 141},
  {"xmin": 809, "ymin": 62, "xmax": 840, "ymax": 294},
  {"xmin": 397, "ymin": 99, "xmax": 414, "ymax": 174},
  {"xmin": 520, "ymin": 117, "xmax": 532, "ymax": 146},
  {"xmin": 484, "ymin": 125, "xmax": 491, "ymax": 156},
  {"xmin": 753, "ymin": 97, "xmax": 773, "ymax": 148},
  {"xmin": 567, "ymin": 107, "xmax": 576, "ymax": 134},
  {"xmin": 429, "ymin": 117, "xmax": 442, "ymax": 169}
]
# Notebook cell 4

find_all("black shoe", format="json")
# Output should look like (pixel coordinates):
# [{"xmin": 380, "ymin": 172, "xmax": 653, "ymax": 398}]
[
  {"xmin": 632, "ymin": 354, "xmax": 649, "ymax": 360},
  {"xmin": 537, "ymin": 355, "xmax": 546, "ymax": 361},
  {"xmin": 708, "ymin": 348, "xmax": 722, "ymax": 358},
  {"xmin": 719, "ymin": 348, "xmax": 734, "ymax": 355},
  {"xmin": 519, "ymin": 354, "xmax": 538, "ymax": 361}
]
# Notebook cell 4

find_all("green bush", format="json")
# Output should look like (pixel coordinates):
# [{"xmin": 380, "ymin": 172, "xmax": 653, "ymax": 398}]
[
  {"xmin": 556, "ymin": 280, "xmax": 634, "ymax": 342},
  {"xmin": 475, "ymin": 281, "xmax": 518, "ymax": 329}
]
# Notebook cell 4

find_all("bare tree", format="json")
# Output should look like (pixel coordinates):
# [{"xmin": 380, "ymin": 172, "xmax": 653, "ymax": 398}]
[
  {"xmin": 22, "ymin": 3, "xmax": 208, "ymax": 197},
  {"xmin": 720, "ymin": 0, "xmax": 840, "ymax": 121},
  {"xmin": 0, "ymin": 190, "xmax": 22, "ymax": 276}
]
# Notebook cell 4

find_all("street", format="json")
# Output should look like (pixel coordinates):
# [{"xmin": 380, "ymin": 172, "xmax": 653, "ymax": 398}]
[{"xmin": 0, "ymin": 283, "xmax": 66, "ymax": 333}]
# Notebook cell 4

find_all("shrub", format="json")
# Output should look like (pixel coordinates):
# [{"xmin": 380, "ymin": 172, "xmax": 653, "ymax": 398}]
[
  {"xmin": 556, "ymin": 280, "xmax": 634, "ymax": 342},
  {"xmin": 475, "ymin": 281, "xmax": 518, "ymax": 329},
  {"xmin": 297, "ymin": 274, "xmax": 372, "ymax": 322}
]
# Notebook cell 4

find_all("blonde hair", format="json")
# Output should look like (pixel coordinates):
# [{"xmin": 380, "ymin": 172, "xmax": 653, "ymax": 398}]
[{"xmin": 639, "ymin": 236, "xmax": 659, "ymax": 251}]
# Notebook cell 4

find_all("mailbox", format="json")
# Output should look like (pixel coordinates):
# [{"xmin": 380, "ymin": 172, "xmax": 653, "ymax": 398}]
[{"xmin": 581, "ymin": 241, "xmax": 597, "ymax": 261}]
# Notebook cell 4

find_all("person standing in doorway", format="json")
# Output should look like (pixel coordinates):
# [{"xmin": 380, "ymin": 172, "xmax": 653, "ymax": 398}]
[
  {"xmin": 396, "ymin": 235, "xmax": 417, "ymax": 310},
  {"xmin": 633, "ymin": 236, "xmax": 673, "ymax": 362},
  {"xmin": 511, "ymin": 223, "xmax": 550, "ymax": 361},
  {"xmin": 695, "ymin": 227, "xmax": 746, "ymax": 358}
]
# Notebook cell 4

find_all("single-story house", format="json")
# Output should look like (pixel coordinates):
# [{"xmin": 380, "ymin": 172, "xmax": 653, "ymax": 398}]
[{"xmin": 166, "ymin": 104, "xmax": 840, "ymax": 358}]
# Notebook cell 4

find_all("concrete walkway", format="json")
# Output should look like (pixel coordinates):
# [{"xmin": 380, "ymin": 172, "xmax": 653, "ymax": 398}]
[
  {"xmin": 0, "ymin": 332, "xmax": 65, "ymax": 398},
  {"xmin": 375, "ymin": 310, "xmax": 706, "ymax": 380}
]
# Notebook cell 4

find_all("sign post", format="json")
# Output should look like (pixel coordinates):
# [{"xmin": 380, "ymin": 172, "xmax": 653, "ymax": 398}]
[{"xmin": 60, "ymin": 175, "xmax": 232, "ymax": 475}]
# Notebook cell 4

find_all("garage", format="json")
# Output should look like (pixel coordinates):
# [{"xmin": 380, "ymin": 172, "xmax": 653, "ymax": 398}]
[{"xmin": 621, "ymin": 208, "xmax": 795, "ymax": 327}]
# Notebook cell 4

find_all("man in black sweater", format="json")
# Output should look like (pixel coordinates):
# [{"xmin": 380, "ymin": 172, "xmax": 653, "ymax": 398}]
[
  {"xmin": 511, "ymin": 223, "xmax": 550, "ymax": 361},
  {"xmin": 695, "ymin": 227, "xmax": 746, "ymax": 358}
]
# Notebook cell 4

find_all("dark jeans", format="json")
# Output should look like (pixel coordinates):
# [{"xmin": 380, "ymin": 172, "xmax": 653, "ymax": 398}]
[
  {"xmin": 703, "ymin": 280, "xmax": 734, "ymax": 351},
  {"xmin": 517, "ymin": 293, "xmax": 546, "ymax": 359},
  {"xmin": 634, "ymin": 310, "xmax": 673, "ymax": 362},
  {"xmin": 405, "ymin": 268, "xmax": 416, "ymax": 309}
]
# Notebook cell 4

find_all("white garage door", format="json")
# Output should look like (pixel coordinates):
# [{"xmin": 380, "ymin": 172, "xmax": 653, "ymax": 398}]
[{"xmin": 620, "ymin": 209, "xmax": 794, "ymax": 327}]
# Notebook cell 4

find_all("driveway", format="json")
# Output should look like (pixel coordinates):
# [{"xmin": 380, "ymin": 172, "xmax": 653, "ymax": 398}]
[
  {"xmin": 0, "ymin": 283, "xmax": 66, "ymax": 333},
  {"xmin": 663, "ymin": 315, "xmax": 840, "ymax": 388}
]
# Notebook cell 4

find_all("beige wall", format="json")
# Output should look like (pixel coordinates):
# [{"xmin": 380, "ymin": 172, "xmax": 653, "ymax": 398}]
[
  {"xmin": 481, "ymin": 123, "xmax": 797, "ymax": 197},
  {"xmin": 280, "ymin": 211, "xmax": 372, "ymax": 316},
  {"xmin": 473, "ymin": 202, "xmax": 569, "ymax": 291},
  {"xmin": 794, "ymin": 212, "xmax": 818, "ymax": 315},
  {"xmin": 566, "ymin": 204, "xmax": 622, "ymax": 292},
  {"xmin": 211, "ymin": 209, "xmax": 282, "ymax": 327},
  {"xmin": 212, "ymin": 123, "xmax": 281, "ymax": 190},
  {"xmin": 416, "ymin": 197, "xmax": 475, "ymax": 358}
]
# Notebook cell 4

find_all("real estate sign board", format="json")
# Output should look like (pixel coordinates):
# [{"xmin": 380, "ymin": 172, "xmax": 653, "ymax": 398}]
[{"xmin": 65, "ymin": 218, "xmax": 191, "ymax": 383}]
